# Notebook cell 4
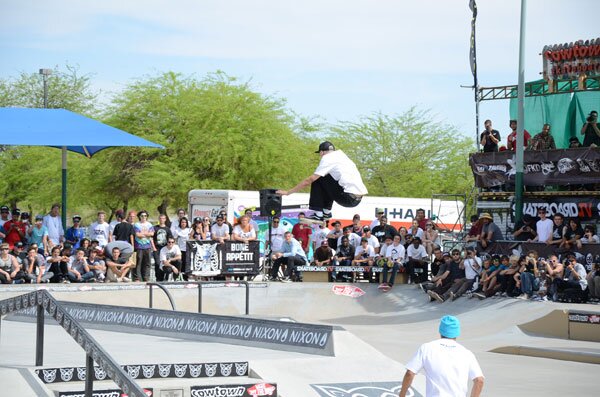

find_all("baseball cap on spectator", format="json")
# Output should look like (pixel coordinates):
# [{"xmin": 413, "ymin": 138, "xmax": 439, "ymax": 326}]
[
  {"xmin": 35, "ymin": 215, "xmax": 43, "ymax": 221},
  {"xmin": 442, "ymin": 251, "xmax": 451, "ymax": 258},
  {"xmin": 376, "ymin": 208, "xmax": 385, "ymax": 214},
  {"xmin": 21, "ymin": 212, "xmax": 30, "ymax": 219},
  {"xmin": 11, "ymin": 208, "xmax": 20, "ymax": 215},
  {"xmin": 15, "ymin": 242, "xmax": 24, "ymax": 248},
  {"xmin": 315, "ymin": 141, "xmax": 335, "ymax": 153},
  {"xmin": 0, "ymin": 206, "xmax": 9, "ymax": 212},
  {"xmin": 72, "ymin": 215, "xmax": 82, "ymax": 222},
  {"xmin": 194, "ymin": 217, "xmax": 202, "ymax": 223},
  {"xmin": 216, "ymin": 215, "xmax": 224, "ymax": 220},
  {"xmin": 363, "ymin": 226, "xmax": 370, "ymax": 232},
  {"xmin": 439, "ymin": 315, "xmax": 461, "ymax": 338},
  {"xmin": 91, "ymin": 239, "xmax": 99, "ymax": 244},
  {"xmin": 115, "ymin": 209, "xmax": 125, "ymax": 219},
  {"xmin": 360, "ymin": 237, "xmax": 369, "ymax": 243}
]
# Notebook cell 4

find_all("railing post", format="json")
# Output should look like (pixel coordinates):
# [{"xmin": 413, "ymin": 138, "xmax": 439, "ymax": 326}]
[
  {"xmin": 35, "ymin": 304, "xmax": 44, "ymax": 366},
  {"xmin": 149, "ymin": 283, "xmax": 153, "ymax": 309},
  {"xmin": 245, "ymin": 282, "xmax": 250, "ymax": 315},
  {"xmin": 198, "ymin": 283, "xmax": 203, "ymax": 314},
  {"xmin": 85, "ymin": 353, "xmax": 94, "ymax": 397}
]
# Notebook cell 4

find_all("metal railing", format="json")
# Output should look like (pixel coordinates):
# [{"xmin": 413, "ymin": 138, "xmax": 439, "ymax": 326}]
[
  {"xmin": 0, "ymin": 290, "xmax": 146, "ymax": 397},
  {"xmin": 147, "ymin": 281, "xmax": 251, "ymax": 315}
]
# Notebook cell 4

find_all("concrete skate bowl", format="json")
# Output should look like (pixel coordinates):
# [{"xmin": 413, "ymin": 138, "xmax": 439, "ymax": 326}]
[{"xmin": 491, "ymin": 309, "xmax": 600, "ymax": 364}]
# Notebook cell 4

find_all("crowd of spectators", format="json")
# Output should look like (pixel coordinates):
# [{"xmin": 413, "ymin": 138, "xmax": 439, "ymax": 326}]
[
  {"xmin": 0, "ymin": 204, "xmax": 249, "ymax": 284},
  {"xmin": 420, "ymin": 247, "xmax": 599, "ymax": 304}
]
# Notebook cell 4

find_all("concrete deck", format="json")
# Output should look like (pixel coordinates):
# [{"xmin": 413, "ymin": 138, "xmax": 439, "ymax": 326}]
[{"xmin": 1, "ymin": 282, "xmax": 598, "ymax": 396}]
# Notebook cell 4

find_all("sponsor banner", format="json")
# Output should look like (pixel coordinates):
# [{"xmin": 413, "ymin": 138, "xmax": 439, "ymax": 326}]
[
  {"xmin": 542, "ymin": 39, "xmax": 600, "ymax": 80},
  {"xmin": 297, "ymin": 266, "xmax": 389, "ymax": 273},
  {"xmin": 568, "ymin": 312, "xmax": 600, "ymax": 325},
  {"xmin": 518, "ymin": 197, "xmax": 600, "ymax": 221},
  {"xmin": 190, "ymin": 383, "xmax": 277, "ymax": 397},
  {"xmin": 188, "ymin": 241, "xmax": 260, "ymax": 276},
  {"xmin": 332, "ymin": 285, "xmax": 365, "ymax": 298},
  {"xmin": 11, "ymin": 301, "xmax": 333, "ymax": 353},
  {"xmin": 469, "ymin": 147, "xmax": 600, "ymax": 187},
  {"xmin": 57, "ymin": 388, "xmax": 153, "ymax": 397},
  {"xmin": 36, "ymin": 362, "xmax": 248, "ymax": 384}
]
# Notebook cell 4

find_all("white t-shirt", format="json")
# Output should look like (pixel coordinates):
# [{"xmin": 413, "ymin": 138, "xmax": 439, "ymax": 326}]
[
  {"xmin": 267, "ymin": 225, "xmax": 287, "ymax": 252},
  {"xmin": 338, "ymin": 232, "xmax": 361, "ymax": 249},
  {"xmin": 233, "ymin": 225, "xmax": 256, "ymax": 240},
  {"xmin": 314, "ymin": 150, "xmax": 368, "ymax": 195},
  {"xmin": 464, "ymin": 257, "xmax": 482, "ymax": 279},
  {"xmin": 43, "ymin": 214, "xmax": 64, "ymax": 245},
  {"xmin": 173, "ymin": 226, "xmax": 191, "ymax": 251},
  {"xmin": 406, "ymin": 244, "xmax": 428, "ymax": 260},
  {"xmin": 406, "ymin": 338, "xmax": 484, "ymax": 397},
  {"xmin": 159, "ymin": 245, "xmax": 182, "ymax": 269},
  {"xmin": 536, "ymin": 218, "xmax": 553, "ymax": 242},
  {"xmin": 365, "ymin": 235, "xmax": 380, "ymax": 251},
  {"xmin": 211, "ymin": 223, "xmax": 230, "ymax": 239},
  {"xmin": 385, "ymin": 243, "xmax": 406, "ymax": 263},
  {"xmin": 311, "ymin": 226, "xmax": 331, "ymax": 248},
  {"xmin": 355, "ymin": 245, "xmax": 376, "ymax": 258},
  {"xmin": 89, "ymin": 221, "xmax": 111, "ymax": 248}
]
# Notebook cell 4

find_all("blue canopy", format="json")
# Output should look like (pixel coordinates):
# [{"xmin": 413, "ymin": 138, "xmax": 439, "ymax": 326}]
[
  {"xmin": 0, "ymin": 107, "xmax": 164, "ymax": 228},
  {"xmin": 0, "ymin": 107, "xmax": 163, "ymax": 156}
]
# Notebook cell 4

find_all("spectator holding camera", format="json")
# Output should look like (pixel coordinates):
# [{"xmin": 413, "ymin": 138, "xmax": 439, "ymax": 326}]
[
  {"xmin": 480, "ymin": 119, "xmax": 500, "ymax": 152},
  {"xmin": 512, "ymin": 215, "xmax": 537, "ymax": 242},
  {"xmin": 581, "ymin": 110, "xmax": 600, "ymax": 147},
  {"xmin": 586, "ymin": 262, "xmax": 600, "ymax": 303},
  {"xmin": 550, "ymin": 254, "xmax": 587, "ymax": 301},
  {"xmin": 581, "ymin": 225, "xmax": 600, "ymax": 244}
]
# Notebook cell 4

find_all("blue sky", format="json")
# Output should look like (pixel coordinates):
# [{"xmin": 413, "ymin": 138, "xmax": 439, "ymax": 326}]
[{"xmin": 1, "ymin": 0, "xmax": 597, "ymax": 145}]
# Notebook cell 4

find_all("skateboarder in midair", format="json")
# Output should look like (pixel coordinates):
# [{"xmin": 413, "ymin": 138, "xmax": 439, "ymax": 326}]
[{"xmin": 276, "ymin": 141, "xmax": 367, "ymax": 222}]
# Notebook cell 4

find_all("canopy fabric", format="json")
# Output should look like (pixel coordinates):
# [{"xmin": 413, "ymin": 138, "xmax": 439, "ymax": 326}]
[
  {"xmin": 509, "ymin": 80, "xmax": 600, "ymax": 149},
  {"xmin": 0, "ymin": 107, "xmax": 163, "ymax": 156}
]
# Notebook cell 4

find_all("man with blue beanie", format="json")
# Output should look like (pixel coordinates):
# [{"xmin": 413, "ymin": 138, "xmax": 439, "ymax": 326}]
[{"xmin": 399, "ymin": 315, "xmax": 484, "ymax": 397}]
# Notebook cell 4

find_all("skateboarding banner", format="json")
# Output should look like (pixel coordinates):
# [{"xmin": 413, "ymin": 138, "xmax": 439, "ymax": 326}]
[
  {"xmin": 469, "ymin": 147, "xmax": 600, "ymax": 187},
  {"xmin": 191, "ymin": 383, "xmax": 277, "ymax": 397}
]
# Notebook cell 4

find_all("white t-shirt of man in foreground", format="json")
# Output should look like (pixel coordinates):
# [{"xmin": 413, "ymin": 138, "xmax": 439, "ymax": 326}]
[{"xmin": 399, "ymin": 315, "xmax": 484, "ymax": 397}]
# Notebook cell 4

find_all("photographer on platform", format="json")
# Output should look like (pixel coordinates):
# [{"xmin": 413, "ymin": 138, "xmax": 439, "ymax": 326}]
[
  {"xmin": 581, "ymin": 110, "xmax": 600, "ymax": 147},
  {"xmin": 480, "ymin": 119, "xmax": 500, "ymax": 152}
]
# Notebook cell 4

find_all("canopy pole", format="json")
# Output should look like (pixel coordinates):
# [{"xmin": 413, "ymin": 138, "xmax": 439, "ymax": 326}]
[
  {"xmin": 515, "ymin": 0, "xmax": 527, "ymax": 224},
  {"xmin": 61, "ymin": 147, "xmax": 67, "ymax": 231}
]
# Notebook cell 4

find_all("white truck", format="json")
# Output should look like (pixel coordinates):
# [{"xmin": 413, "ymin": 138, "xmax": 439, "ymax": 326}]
[{"xmin": 188, "ymin": 189, "xmax": 464, "ymax": 233}]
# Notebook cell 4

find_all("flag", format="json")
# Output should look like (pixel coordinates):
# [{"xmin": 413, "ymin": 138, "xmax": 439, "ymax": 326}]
[{"xmin": 469, "ymin": 0, "xmax": 478, "ymax": 77}]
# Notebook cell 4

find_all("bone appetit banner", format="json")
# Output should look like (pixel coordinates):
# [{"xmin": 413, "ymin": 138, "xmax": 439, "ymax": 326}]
[{"xmin": 469, "ymin": 147, "xmax": 600, "ymax": 187}]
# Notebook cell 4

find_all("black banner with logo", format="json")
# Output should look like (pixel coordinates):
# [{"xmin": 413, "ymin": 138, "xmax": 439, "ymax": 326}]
[
  {"xmin": 187, "ymin": 240, "xmax": 260, "ymax": 276},
  {"xmin": 190, "ymin": 383, "xmax": 277, "ymax": 397},
  {"xmin": 518, "ymin": 197, "xmax": 600, "ymax": 221},
  {"xmin": 568, "ymin": 312, "xmax": 600, "ymax": 325},
  {"xmin": 57, "ymin": 388, "xmax": 153, "ymax": 397},
  {"xmin": 469, "ymin": 147, "xmax": 600, "ymax": 187}
]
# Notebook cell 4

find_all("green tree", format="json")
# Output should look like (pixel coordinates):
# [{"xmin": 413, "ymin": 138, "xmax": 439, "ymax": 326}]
[
  {"xmin": 94, "ymin": 71, "xmax": 315, "ymax": 214},
  {"xmin": 331, "ymin": 108, "xmax": 474, "ymax": 198}
]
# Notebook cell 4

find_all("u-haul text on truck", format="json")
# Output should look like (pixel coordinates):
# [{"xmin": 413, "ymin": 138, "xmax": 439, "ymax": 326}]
[{"xmin": 188, "ymin": 190, "xmax": 464, "ymax": 232}]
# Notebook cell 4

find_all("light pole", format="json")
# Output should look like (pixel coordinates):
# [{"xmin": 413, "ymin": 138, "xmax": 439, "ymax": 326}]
[
  {"xmin": 39, "ymin": 68, "xmax": 67, "ymax": 230},
  {"xmin": 514, "ymin": 0, "xmax": 527, "ymax": 224},
  {"xmin": 39, "ymin": 68, "xmax": 52, "ymax": 108}
]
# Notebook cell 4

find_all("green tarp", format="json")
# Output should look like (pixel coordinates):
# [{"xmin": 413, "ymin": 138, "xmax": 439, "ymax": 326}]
[{"xmin": 509, "ymin": 80, "xmax": 600, "ymax": 148}]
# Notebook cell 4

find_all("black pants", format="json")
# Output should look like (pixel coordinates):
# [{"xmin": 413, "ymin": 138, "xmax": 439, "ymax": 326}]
[
  {"xmin": 406, "ymin": 259, "xmax": 428, "ymax": 283},
  {"xmin": 309, "ymin": 174, "xmax": 362, "ymax": 211},
  {"xmin": 162, "ymin": 260, "xmax": 183, "ymax": 281},
  {"xmin": 153, "ymin": 249, "xmax": 165, "ymax": 281},
  {"xmin": 135, "ymin": 248, "xmax": 152, "ymax": 281},
  {"xmin": 48, "ymin": 262, "xmax": 69, "ymax": 282},
  {"xmin": 271, "ymin": 255, "xmax": 305, "ymax": 279}
]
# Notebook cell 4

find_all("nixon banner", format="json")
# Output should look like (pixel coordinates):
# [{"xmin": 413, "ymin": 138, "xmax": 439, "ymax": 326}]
[{"xmin": 469, "ymin": 147, "xmax": 600, "ymax": 187}]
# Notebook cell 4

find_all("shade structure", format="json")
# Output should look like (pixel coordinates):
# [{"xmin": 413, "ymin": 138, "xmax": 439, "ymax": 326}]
[
  {"xmin": 0, "ymin": 107, "xmax": 163, "ymax": 157},
  {"xmin": 0, "ymin": 107, "xmax": 164, "ymax": 227}
]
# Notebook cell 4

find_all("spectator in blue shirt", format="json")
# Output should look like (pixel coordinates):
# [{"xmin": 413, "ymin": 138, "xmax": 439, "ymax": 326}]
[
  {"xmin": 269, "ymin": 232, "xmax": 307, "ymax": 282},
  {"xmin": 65, "ymin": 215, "xmax": 86, "ymax": 249}
]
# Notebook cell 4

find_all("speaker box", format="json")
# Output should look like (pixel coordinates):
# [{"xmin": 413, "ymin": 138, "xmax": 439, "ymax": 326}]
[{"xmin": 259, "ymin": 189, "xmax": 282, "ymax": 217}]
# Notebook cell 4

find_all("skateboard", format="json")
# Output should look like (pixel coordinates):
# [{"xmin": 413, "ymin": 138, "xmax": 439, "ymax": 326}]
[
  {"xmin": 299, "ymin": 218, "xmax": 327, "ymax": 226},
  {"xmin": 378, "ymin": 283, "xmax": 392, "ymax": 292}
]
